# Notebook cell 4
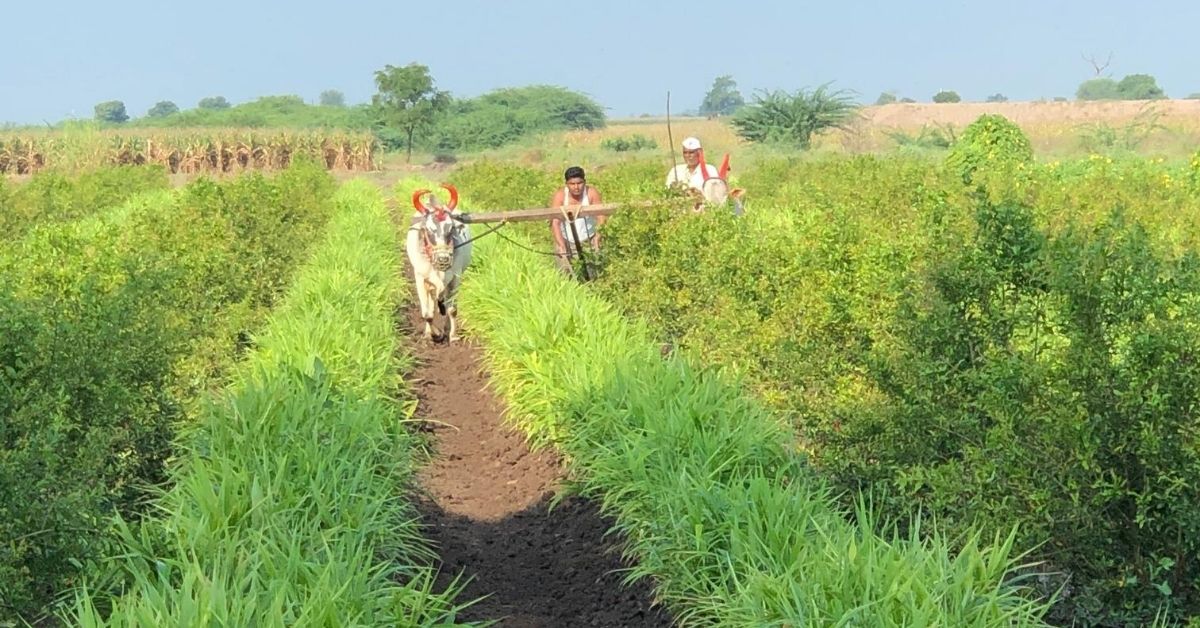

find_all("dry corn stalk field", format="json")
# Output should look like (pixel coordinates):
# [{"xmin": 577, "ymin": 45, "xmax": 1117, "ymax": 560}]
[{"xmin": 0, "ymin": 128, "xmax": 377, "ymax": 174}]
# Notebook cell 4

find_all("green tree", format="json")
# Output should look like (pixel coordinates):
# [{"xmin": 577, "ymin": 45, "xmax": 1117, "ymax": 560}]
[
  {"xmin": 1116, "ymin": 73, "xmax": 1165, "ymax": 99},
  {"xmin": 371, "ymin": 62, "xmax": 451, "ymax": 163},
  {"xmin": 319, "ymin": 89, "xmax": 346, "ymax": 107},
  {"xmin": 1076, "ymin": 78, "xmax": 1121, "ymax": 100},
  {"xmin": 146, "ymin": 101, "xmax": 179, "ymax": 118},
  {"xmin": 933, "ymin": 90, "xmax": 962, "ymax": 103},
  {"xmin": 699, "ymin": 75, "xmax": 745, "ymax": 116},
  {"xmin": 730, "ymin": 83, "xmax": 859, "ymax": 148},
  {"xmin": 198, "ymin": 96, "xmax": 231, "ymax": 110},
  {"xmin": 93, "ymin": 100, "xmax": 128, "ymax": 123},
  {"xmin": 427, "ymin": 86, "xmax": 605, "ymax": 152},
  {"xmin": 985, "ymin": 93, "xmax": 1009, "ymax": 103},
  {"xmin": 875, "ymin": 91, "xmax": 898, "ymax": 105}
]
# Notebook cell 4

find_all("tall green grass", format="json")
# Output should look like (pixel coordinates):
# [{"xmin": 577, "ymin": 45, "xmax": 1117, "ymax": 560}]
[
  {"xmin": 1, "ymin": 162, "xmax": 336, "ymax": 621},
  {"xmin": 68, "ymin": 181, "xmax": 471, "ymax": 626},
  {"xmin": 455, "ymin": 226, "xmax": 1052, "ymax": 626}
]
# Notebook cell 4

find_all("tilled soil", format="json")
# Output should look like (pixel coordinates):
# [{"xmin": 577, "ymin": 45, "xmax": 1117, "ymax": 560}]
[{"xmin": 403, "ymin": 306, "xmax": 673, "ymax": 627}]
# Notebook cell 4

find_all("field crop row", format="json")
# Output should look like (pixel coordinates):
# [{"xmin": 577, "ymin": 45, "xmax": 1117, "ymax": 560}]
[
  {"xmin": 586, "ymin": 123, "xmax": 1200, "ymax": 625},
  {"xmin": 412, "ymin": 172, "xmax": 1050, "ymax": 626},
  {"xmin": 0, "ymin": 163, "xmax": 336, "ymax": 622},
  {"xmin": 69, "ymin": 182, "xmax": 466, "ymax": 626},
  {"xmin": 0, "ymin": 127, "xmax": 376, "ymax": 174}
]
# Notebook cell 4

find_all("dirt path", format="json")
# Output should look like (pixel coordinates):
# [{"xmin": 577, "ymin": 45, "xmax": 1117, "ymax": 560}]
[{"xmin": 402, "ymin": 306, "xmax": 672, "ymax": 627}]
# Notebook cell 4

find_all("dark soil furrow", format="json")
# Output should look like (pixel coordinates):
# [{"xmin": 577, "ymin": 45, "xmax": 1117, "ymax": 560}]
[{"xmin": 403, "ymin": 304, "xmax": 672, "ymax": 627}]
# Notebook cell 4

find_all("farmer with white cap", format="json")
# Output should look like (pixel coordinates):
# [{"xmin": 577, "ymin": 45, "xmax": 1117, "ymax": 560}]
[
  {"xmin": 665, "ymin": 136, "xmax": 721, "ymax": 191},
  {"xmin": 665, "ymin": 136, "xmax": 745, "ymax": 215}
]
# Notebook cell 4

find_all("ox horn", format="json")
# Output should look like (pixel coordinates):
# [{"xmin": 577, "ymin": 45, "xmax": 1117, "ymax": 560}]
[
  {"xmin": 412, "ymin": 189, "xmax": 432, "ymax": 214},
  {"xmin": 441, "ymin": 183, "xmax": 459, "ymax": 210}
]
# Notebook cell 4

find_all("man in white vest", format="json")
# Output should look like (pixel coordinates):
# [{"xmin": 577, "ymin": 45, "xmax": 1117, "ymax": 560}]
[{"xmin": 550, "ymin": 165, "xmax": 606, "ymax": 275}]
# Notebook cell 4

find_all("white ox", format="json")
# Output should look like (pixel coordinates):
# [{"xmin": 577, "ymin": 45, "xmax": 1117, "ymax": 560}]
[
  {"xmin": 678, "ymin": 151, "xmax": 747, "ymax": 215},
  {"xmin": 694, "ymin": 178, "xmax": 746, "ymax": 215},
  {"xmin": 405, "ymin": 183, "xmax": 472, "ymax": 342}
]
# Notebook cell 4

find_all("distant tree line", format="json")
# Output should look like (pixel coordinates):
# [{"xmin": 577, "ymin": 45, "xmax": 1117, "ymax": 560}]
[
  {"xmin": 86, "ymin": 65, "xmax": 607, "ymax": 162},
  {"xmin": 83, "ymin": 60, "xmax": 1181, "ymax": 159}
]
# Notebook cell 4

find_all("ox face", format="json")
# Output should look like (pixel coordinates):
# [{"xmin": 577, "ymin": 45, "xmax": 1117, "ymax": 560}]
[
  {"xmin": 421, "ymin": 211, "xmax": 461, "ymax": 270},
  {"xmin": 694, "ymin": 178, "xmax": 746, "ymax": 216},
  {"xmin": 701, "ymin": 178, "xmax": 730, "ymax": 205},
  {"xmin": 412, "ymin": 184, "xmax": 464, "ymax": 271}
]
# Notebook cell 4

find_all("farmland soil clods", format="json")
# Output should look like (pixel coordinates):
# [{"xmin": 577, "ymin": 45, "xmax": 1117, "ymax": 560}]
[{"xmin": 403, "ymin": 304, "xmax": 673, "ymax": 627}]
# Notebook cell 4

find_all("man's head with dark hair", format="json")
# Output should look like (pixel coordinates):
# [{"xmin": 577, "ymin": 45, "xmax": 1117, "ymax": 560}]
[{"xmin": 564, "ymin": 166, "xmax": 585, "ymax": 182}]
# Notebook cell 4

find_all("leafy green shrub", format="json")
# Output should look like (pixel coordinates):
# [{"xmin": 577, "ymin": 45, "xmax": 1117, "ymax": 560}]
[
  {"xmin": 430, "ymin": 85, "xmax": 605, "ymax": 152},
  {"xmin": 1077, "ymin": 75, "xmax": 1167, "ymax": 101},
  {"xmin": 599, "ymin": 134, "xmax": 658, "ymax": 152},
  {"xmin": 593, "ymin": 153, "xmax": 1200, "ymax": 625},
  {"xmin": 887, "ymin": 124, "xmax": 958, "ymax": 149},
  {"xmin": 94, "ymin": 101, "xmax": 129, "ymax": 124},
  {"xmin": 0, "ymin": 163, "xmax": 335, "ymax": 622},
  {"xmin": 136, "ymin": 95, "xmax": 375, "ymax": 129},
  {"xmin": 146, "ymin": 100, "xmax": 179, "ymax": 118},
  {"xmin": 1076, "ymin": 104, "xmax": 1167, "ymax": 154},
  {"xmin": 843, "ymin": 202, "xmax": 1200, "ymax": 626},
  {"xmin": 933, "ymin": 90, "xmax": 962, "ymax": 103},
  {"xmin": 455, "ymin": 215, "xmax": 1049, "ymax": 625},
  {"xmin": 1117, "ymin": 74, "xmax": 1166, "ymax": 100},
  {"xmin": 945, "ymin": 114, "xmax": 1033, "ymax": 185},
  {"xmin": 731, "ymin": 84, "xmax": 859, "ymax": 148},
  {"xmin": 446, "ymin": 160, "xmax": 557, "ymax": 211},
  {"xmin": 1, "ymin": 164, "xmax": 170, "ymax": 240},
  {"xmin": 70, "ymin": 182, "xmax": 465, "ymax": 626},
  {"xmin": 1077, "ymin": 78, "xmax": 1121, "ymax": 101}
]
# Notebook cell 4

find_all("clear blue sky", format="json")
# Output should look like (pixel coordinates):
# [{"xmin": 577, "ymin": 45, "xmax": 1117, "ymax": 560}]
[{"xmin": 4, "ymin": 0, "xmax": 1197, "ymax": 124}]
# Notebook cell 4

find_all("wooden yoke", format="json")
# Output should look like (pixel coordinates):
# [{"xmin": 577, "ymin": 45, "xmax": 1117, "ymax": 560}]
[{"xmin": 454, "ymin": 201, "xmax": 656, "ymax": 224}]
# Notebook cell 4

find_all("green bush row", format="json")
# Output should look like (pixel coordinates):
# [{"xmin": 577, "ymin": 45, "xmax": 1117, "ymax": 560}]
[
  {"xmin": 0, "ymin": 164, "xmax": 170, "ymax": 241},
  {"xmin": 0, "ymin": 161, "xmax": 335, "ymax": 621},
  {"xmin": 590, "ymin": 129, "xmax": 1200, "ymax": 625},
  {"xmin": 450, "ymin": 196, "xmax": 1049, "ymax": 625},
  {"xmin": 70, "ymin": 181, "xmax": 468, "ymax": 626}
]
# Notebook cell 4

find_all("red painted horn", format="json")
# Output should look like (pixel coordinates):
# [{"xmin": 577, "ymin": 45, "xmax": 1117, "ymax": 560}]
[
  {"xmin": 412, "ymin": 189, "xmax": 431, "ymax": 214},
  {"xmin": 441, "ymin": 183, "xmax": 459, "ymax": 210},
  {"xmin": 718, "ymin": 153, "xmax": 731, "ymax": 180}
]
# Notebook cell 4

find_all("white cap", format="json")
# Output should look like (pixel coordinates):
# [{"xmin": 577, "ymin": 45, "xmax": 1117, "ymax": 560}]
[{"xmin": 681, "ymin": 136, "xmax": 701, "ymax": 150}]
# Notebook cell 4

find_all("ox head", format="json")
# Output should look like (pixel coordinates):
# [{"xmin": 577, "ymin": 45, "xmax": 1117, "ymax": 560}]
[
  {"xmin": 691, "ymin": 178, "xmax": 747, "ymax": 213},
  {"xmin": 412, "ymin": 183, "xmax": 464, "ymax": 271}
]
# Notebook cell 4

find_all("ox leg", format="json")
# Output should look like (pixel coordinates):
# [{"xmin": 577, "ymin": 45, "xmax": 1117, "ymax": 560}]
[
  {"xmin": 443, "ymin": 279, "xmax": 461, "ymax": 342},
  {"xmin": 446, "ymin": 304, "xmax": 460, "ymax": 342},
  {"xmin": 418, "ymin": 280, "xmax": 436, "ymax": 340}
]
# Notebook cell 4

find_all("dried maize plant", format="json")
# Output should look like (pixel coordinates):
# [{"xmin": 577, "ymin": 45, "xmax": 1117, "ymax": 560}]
[{"xmin": 0, "ymin": 129, "xmax": 378, "ymax": 174}]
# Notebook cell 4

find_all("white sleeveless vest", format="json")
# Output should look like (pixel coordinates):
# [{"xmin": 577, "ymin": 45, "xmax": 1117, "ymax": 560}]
[{"xmin": 560, "ymin": 185, "xmax": 597, "ymax": 244}]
